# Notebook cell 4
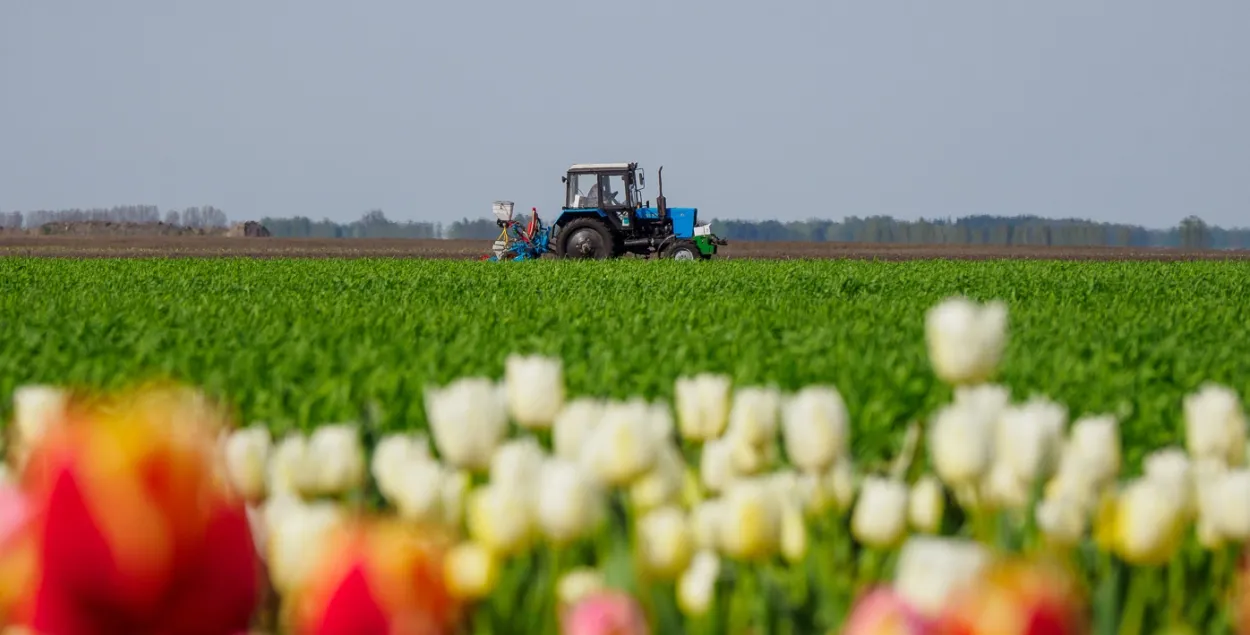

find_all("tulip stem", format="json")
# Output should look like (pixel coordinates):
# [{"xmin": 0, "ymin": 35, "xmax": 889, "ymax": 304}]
[{"xmin": 1118, "ymin": 565, "xmax": 1150, "ymax": 635}]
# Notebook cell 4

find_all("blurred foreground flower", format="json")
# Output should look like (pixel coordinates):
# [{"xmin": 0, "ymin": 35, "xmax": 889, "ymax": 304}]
[
  {"xmin": 842, "ymin": 587, "xmax": 933, "ymax": 635},
  {"xmin": 424, "ymin": 377, "xmax": 508, "ymax": 472},
  {"xmin": 936, "ymin": 557, "xmax": 1088, "ymax": 635},
  {"xmin": 675, "ymin": 373, "xmax": 731, "ymax": 442},
  {"xmin": 288, "ymin": 519, "xmax": 459, "ymax": 635},
  {"xmin": 561, "ymin": 591, "xmax": 650, "ymax": 635},
  {"xmin": 9, "ymin": 385, "xmax": 260, "ymax": 634},
  {"xmin": 505, "ymin": 353, "xmax": 566, "ymax": 430},
  {"xmin": 924, "ymin": 296, "xmax": 1008, "ymax": 386}
]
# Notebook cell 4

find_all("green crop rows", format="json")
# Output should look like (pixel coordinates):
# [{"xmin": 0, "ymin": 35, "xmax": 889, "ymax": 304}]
[{"xmin": 2, "ymin": 257, "xmax": 1248, "ymax": 469}]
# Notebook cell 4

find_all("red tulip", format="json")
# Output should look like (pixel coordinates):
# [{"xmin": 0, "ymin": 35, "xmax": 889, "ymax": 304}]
[
  {"xmin": 934, "ymin": 558, "xmax": 1088, "ymax": 635},
  {"xmin": 8, "ymin": 385, "xmax": 261, "ymax": 635},
  {"xmin": 287, "ymin": 518, "xmax": 460, "ymax": 635}
]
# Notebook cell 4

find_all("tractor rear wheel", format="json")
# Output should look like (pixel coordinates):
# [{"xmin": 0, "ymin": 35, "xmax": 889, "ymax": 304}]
[
  {"xmin": 663, "ymin": 240, "xmax": 700, "ymax": 261},
  {"xmin": 556, "ymin": 217, "xmax": 615, "ymax": 260}
]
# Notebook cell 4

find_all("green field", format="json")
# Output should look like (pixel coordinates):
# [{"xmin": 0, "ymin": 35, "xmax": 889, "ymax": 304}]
[{"xmin": 3, "ymin": 257, "xmax": 1248, "ymax": 469}]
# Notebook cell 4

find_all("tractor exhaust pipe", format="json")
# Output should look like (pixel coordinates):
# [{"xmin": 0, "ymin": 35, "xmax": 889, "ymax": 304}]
[{"xmin": 656, "ymin": 166, "xmax": 667, "ymax": 220}]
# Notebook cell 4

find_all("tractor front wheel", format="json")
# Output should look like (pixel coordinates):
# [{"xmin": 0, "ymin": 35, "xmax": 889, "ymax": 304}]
[
  {"xmin": 555, "ymin": 218, "xmax": 615, "ymax": 260},
  {"xmin": 663, "ymin": 240, "xmax": 700, "ymax": 261}
]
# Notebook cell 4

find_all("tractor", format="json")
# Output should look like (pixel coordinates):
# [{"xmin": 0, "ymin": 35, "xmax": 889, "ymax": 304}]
[{"xmin": 484, "ymin": 163, "xmax": 727, "ymax": 261}]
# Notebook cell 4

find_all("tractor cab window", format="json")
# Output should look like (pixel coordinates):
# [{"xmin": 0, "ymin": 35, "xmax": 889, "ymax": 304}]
[
  {"xmin": 601, "ymin": 174, "xmax": 628, "ymax": 208},
  {"xmin": 567, "ymin": 173, "xmax": 599, "ymax": 208}
]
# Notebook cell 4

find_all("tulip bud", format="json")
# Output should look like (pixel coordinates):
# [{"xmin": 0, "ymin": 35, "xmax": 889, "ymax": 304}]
[
  {"xmin": 825, "ymin": 459, "xmax": 859, "ymax": 512},
  {"xmin": 560, "ymin": 591, "xmax": 650, "ymax": 635},
  {"xmin": 908, "ymin": 475, "xmax": 945, "ymax": 534},
  {"xmin": 553, "ymin": 398, "xmax": 605, "ymax": 461},
  {"xmin": 677, "ymin": 550, "xmax": 720, "ymax": 617},
  {"xmin": 779, "ymin": 501, "xmax": 807, "ymax": 563},
  {"xmin": 1035, "ymin": 495, "xmax": 1087, "ymax": 546},
  {"xmin": 579, "ymin": 400, "xmax": 660, "ymax": 487},
  {"xmin": 223, "ymin": 425, "xmax": 272, "ymax": 502},
  {"xmin": 303, "ymin": 423, "xmax": 366, "ymax": 497},
  {"xmin": 1064, "ymin": 414, "xmax": 1121, "ymax": 489},
  {"xmin": 699, "ymin": 437, "xmax": 737, "ymax": 494},
  {"xmin": 1094, "ymin": 478, "xmax": 1186, "ymax": 566},
  {"xmin": 780, "ymin": 385, "xmax": 850, "ymax": 474},
  {"xmin": 291, "ymin": 519, "xmax": 457, "ymax": 634},
  {"xmin": 1208, "ymin": 469, "xmax": 1250, "ymax": 542},
  {"xmin": 851, "ymin": 476, "xmax": 909, "ymax": 550},
  {"xmin": 630, "ymin": 442, "xmax": 685, "ymax": 512},
  {"xmin": 536, "ymin": 459, "xmax": 604, "ymax": 545},
  {"xmin": 842, "ymin": 588, "xmax": 933, "ymax": 635},
  {"xmin": 392, "ymin": 458, "xmax": 448, "ymax": 525},
  {"xmin": 691, "ymin": 498, "xmax": 724, "ymax": 551},
  {"xmin": 268, "ymin": 500, "xmax": 346, "ymax": 596},
  {"xmin": 425, "ymin": 377, "xmax": 509, "ymax": 472},
  {"xmin": 892, "ymin": 536, "xmax": 989, "ymax": 618},
  {"xmin": 371, "ymin": 432, "xmax": 431, "ymax": 501},
  {"xmin": 719, "ymin": 477, "xmax": 781, "ymax": 561},
  {"xmin": 927, "ymin": 400, "xmax": 995, "ymax": 491},
  {"xmin": 674, "ymin": 373, "xmax": 732, "ymax": 442},
  {"xmin": 490, "ymin": 437, "xmax": 545, "ymax": 505},
  {"xmin": 557, "ymin": 568, "xmax": 606, "ymax": 607},
  {"xmin": 924, "ymin": 296, "xmax": 1008, "ymax": 385},
  {"xmin": 996, "ymin": 397, "xmax": 1066, "ymax": 485},
  {"xmin": 636, "ymin": 506, "xmax": 693, "ymax": 581},
  {"xmin": 725, "ymin": 387, "xmax": 781, "ymax": 474},
  {"xmin": 1184, "ymin": 383, "xmax": 1247, "ymax": 467},
  {"xmin": 505, "ymin": 353, "xmax": 566, "ymax": 430},
  {"xmin": 1143, "ymin": 447, "xmax": 1195, "ymax": 518},
  {"xmin": 466, "ymin": 483, "xmax": 534, "ymax": 557},
  {"xmin": 444, "ymin": 540, "xmax": 500, "ymax": 600}
]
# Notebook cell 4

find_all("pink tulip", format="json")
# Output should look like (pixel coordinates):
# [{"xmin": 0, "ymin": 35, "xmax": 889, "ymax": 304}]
[
  {"xmin": 842, "ymin": 587, "xmax": 935, "ymax": 635},
  {"xmin": 0, "ymin": 484, "xmax": 29, "ymax": 545},
  {"xmin": 560, "ymin": 591, "xmax": 650, "ymax": 635}
]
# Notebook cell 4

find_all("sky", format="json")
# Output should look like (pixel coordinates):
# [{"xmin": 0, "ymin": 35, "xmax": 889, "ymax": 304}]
[{"xmin": 2, "ymin": 1, "xmax": 1248, "ymax": 229}]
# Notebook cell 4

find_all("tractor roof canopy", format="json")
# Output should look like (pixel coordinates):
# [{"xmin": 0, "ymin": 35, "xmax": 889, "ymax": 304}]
[{"xmin": 567, "ymin": 162, "xmax": 636, "ymax": 174}]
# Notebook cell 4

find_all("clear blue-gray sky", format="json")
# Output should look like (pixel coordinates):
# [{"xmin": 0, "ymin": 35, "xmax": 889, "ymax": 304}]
[{"xmin": 2, "ymin": 1, "xmax": 1247, "ymax": 228}]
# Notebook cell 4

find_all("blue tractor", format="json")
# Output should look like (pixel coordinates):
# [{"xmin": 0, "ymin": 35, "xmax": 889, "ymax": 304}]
[{"xmin": 550, "ymin": 162, "xmax": 727, "ymax": 260}]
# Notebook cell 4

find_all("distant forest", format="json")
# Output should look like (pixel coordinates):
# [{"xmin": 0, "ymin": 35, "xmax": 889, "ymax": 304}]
[{"xmin": 3, "ymin": 205, "xmax": 1247, "ymax": 249}]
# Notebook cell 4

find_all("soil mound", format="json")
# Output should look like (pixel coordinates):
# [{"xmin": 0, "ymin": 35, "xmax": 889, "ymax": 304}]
[{"xmin": 225, "ymin": 221, "xmax": 271, "ymax": 238}]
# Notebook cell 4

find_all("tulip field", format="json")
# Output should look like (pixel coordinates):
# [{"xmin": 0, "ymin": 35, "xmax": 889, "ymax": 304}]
[{"xmin": 1, "ymin": 256, "xmax": 1249, "ymax": 634}]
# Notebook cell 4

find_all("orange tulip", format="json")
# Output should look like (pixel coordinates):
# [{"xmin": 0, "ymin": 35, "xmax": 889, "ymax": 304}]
[
  {"xmin": 7, "ymin": 385, "xmax": 260, "ymax": 635},
  {"xmin": 288, "ymin": 518, "xmax": 460, "ymax": 635},
  {"xmin": 935, "ymin": 558, "xmax": 1089, "ymax": 635}
]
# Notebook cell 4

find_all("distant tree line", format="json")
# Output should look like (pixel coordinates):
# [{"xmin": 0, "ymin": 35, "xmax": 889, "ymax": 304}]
[
  {"xmin": 0, "ymin": 205, "xmax": 229, "ymax": 230},
  {"xmin": 3, "ymin": 204, "xmax": 1245, "ymax": 249}
]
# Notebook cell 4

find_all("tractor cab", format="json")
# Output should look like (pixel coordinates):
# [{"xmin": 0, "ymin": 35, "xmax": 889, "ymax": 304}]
[{"xmin": 562, "ymin": 163, "xmax": 644, "ymax": 212}]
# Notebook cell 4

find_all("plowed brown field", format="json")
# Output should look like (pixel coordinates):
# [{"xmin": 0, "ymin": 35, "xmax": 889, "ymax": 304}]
[{"xmin": 2, "ymin": 235, "xmax": 1249, "ymax": 260}]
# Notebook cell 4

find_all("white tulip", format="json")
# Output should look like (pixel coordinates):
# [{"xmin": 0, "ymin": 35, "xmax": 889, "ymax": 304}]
[
  {"xmin": 1143, "ymin": 447, "xmax": 1194, "ymax": 517},
  {"xmin": 1208, "ymin": 468, "xmax": 1250, "ymax": 541},
  {"xmin": 305, "ymin": 423, "xmax": 366, "ymax": 496},
  {"xmin": 1184, "ymin": 383, "xmax": 1247, "ymax": 467},
  {"xmin": 630, "ymin": 442, "xmax": 685, "ymax": 512},
  {"xmin": 927, "ymin": 400, "xmax": 995, "ymax": 489},
  {"xmin": 908, "ymin": 476, "xmax": 945, "ymax": 534},
  {"xmin": 851, "ymin": 476, "xmax": 909, "ymax": 549},
  {"xmin": 1193, "ymin": 463, "xmax": 1227, "ymax": 548},
  {"xmin": 505, "ymin": 354, "xmax": 565, "ymax": 430},
  {"xmin": 719, "ymin": 477, "xmax": 782, "ymax": 560},
  {"xmin": 824, "ymin": 459, "xmax": 859, "ymax": 512},
  {"xmin": 425, "ymin": 377, "xmax": 509, "ymax": 471},
  {"xmin": 536, "ymin": 459, "xmax": 603, "ymax": 544},
  {"xmin": 996, "ymin": 397, "xmax": 1066, "ymax": 485},
  {"xmin": 553, "ymin": 398, "xmax": 605, "ymax": 461},
  {"xmin": 1108, "ymin": 477, "xmax": 1187, "ymax": 564},
  {"xmin": 691, "ymin": 498, "xmax": 725, "ymax": 551},
  {"xmin": 924, "ymin": 296, "xmax": 1008, "ymax": 385},
  {"xmin": 779, "ymin": 501, "xmax": 807, "ymax": 563},
  {"xmin": 780, "ymin": 385, "xmax": 850, "ymax": 474},
  {"xmin": 557, "ymin": 568, "xmax": 606, "ymax": 607},
  {"xmin": 578, "ymin": 399, "xmax": 660, "ymax": 487},
  {"xmin": 1063, "ymin": 414, "xmax": 1121, "ymax": 488},
  {"xmin": 699, "ymin": 437, "xmax": 737, "ymax": 493},
  {"xmin": 11, "ymin": 384, "xmax": 67, "ymax": 445},
  {"xmin": 636, "ymin": 505, "xmax": 693, "ymax": 580},
  {"xmin": 1035, "ymin": 495, "xmax": 1087, "ymax": 546},
  {"xmin": 444, "ymin": 541, "xmax": 500, "ymax": 600},
  {"xmin": 223, "ymin": 426, "xmax": 271, "ymax": 502},
  {"xmin": 466, "ymin": 482, "xmax": 534, "ymax": 556},
  {"xmin": 893, "ymin": 536, "xmax": 990, "ymax": 618},
  {"xmin": 392, "ymin": 459, "xmax": 447, "ymax": 524},
  {"xmin": 984, "ymin": 461, "xmax": 1031, "ymax": 510},
  {"xmin": 725, "ymin": 387, "xmax": 781, "ymax": 462},
  {"xmin": 268, "ymin": 433, "xmax": 315, "ymax": 497},
  {"xmin": 951, "ymin": 383, "xmax": 1012, "ymax": 418},
  {"xmin": 677, "ymin": 550, "xmax": 721, "ymax": 616},
  {"xmin": 371, "ymin": 433, "xmax": 431, "ymax": 501},
  {"xmin": 647, "ymin": 400, "xmax": 676, "ymax": 444},
  {"xmin": 490, "ymin": 437, "xmax": 545, "ymax": 504},
  {"xmin": 674, "ymin": 373, "xmax": 732, "ymax": 442},
  {"xmin": 267, "ymin": 500, "xmax": 345, "ymax": 595}
]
